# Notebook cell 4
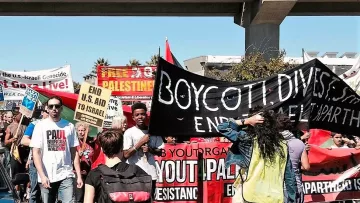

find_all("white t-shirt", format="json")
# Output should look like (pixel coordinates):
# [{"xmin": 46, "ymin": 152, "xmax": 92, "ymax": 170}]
[
  {"xmin": 30, "ymin": 118, "xmax": 79, "ymax": 183},
  {"xmin": 123, "ymin": 126, "xmax": 164, "ymax": 180}
]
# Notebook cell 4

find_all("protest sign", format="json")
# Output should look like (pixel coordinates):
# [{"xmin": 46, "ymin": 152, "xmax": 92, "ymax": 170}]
[
  {"xmin": 97, "ymin": 65, "xmax": 156, "ymax": 101},
  {"xmin": 19, "ymin": 87, "xmax": 39, "ymax": 118},
  {"xmin": 0, "ymin": 84, "xmax": 4, "ymax": 107},
  {"xmin": 74, "ymin": 82, "xmax": 112, "ymax": 128},
  {"xmin": 103, "ymin": 96, "xmax": 123, "ymax": 129},
  {"xmin": 154, "ymin": 142, "xmax": 360, "ymax": 203},
  {"xmin": 0, "ymin": 65, "xmax": 74, "ymax": 102},
  {"xmin": 149, "ymin": 58, "xmax": 360, "ymax": 138},
  {"xmin": 155, "ymin": 142, "xmax": 236, "ymax": 203}
]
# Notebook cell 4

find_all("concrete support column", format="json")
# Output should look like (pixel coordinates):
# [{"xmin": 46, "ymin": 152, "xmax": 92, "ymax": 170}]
[
  {"xmin": 245, "ymin": 23, "xmax": 280, "ymax": 60},
  {"xmin": 235, "ymin": 0, "xmax": 296, "ymax": 60}
]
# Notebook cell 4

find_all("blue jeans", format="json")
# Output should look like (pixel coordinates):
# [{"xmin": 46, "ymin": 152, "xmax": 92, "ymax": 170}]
[
  {"xmin": 3, "ymin": 147, "xmax": 10, "ymax": 177},
  {"xmin": 40, "ymin": 177, "xmax": 74, "ymax": 203},
  {"xmin": 29, "ymin": 161, "xmax": 40, "ymax": 203}
]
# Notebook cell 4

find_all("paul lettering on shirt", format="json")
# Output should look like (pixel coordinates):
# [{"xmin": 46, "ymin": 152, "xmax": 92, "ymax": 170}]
[{"xmin": 46, "ymin": 129, "xmax": 67, "ymax": 151}]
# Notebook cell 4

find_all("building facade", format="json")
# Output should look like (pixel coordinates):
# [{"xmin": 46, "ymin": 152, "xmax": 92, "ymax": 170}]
[{"xmin": 184, "ymin": 52, "xmax": 359, "ymax": 77}]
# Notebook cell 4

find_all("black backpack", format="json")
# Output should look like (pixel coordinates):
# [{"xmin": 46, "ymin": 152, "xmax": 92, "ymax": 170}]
[{"xmin": 98, "ymin": 163, "xmax": 153, "ymax": 203}]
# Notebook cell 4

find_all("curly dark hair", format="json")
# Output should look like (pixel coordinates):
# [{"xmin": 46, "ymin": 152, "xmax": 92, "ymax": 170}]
[
  {"xmin": 131, "ymin": 102, "xmax": 147, "ymax": 114},
  {"xmin": 247, "ymin": 107, "xmax": 285, "ymax": 161},
  {"xmin": 276, "ymin": 114, "xmax": 294, "ymax": 131}
]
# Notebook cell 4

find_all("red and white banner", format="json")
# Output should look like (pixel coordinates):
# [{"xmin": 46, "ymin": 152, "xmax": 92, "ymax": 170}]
[
  {"xmin": 0, "ymin": 65, "xmax": 74, "ymax": 101},
  {"xmin": 155, "ymin": 141, "xmax": 360, "ymax": 203},
  {"xmin": 303, "ymin": 145, "xmax": 360, "ymax": 202},
  {"xmin": 97, "ymin": 66, "xmax": 156, "ymax": 101},
  {"xmin": 155, "ymin": 142, "xmax": 236, "ymax": 203}
]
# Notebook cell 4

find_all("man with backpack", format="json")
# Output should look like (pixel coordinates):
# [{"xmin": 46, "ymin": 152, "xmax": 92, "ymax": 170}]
[{"xmin": 84, "ymin": 130, "xmax": 152, "ymax": 203}]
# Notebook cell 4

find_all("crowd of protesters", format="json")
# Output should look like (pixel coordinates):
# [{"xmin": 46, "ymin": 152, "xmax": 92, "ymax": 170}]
[{"xmin": 0, "ymin": 97, "xmax": 358, "ymax": 203}]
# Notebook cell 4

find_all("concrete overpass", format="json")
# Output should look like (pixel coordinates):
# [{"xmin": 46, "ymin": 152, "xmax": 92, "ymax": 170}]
[{"xmin": 1, "ymin": 0, "xmax": 359, "ymax": 59}]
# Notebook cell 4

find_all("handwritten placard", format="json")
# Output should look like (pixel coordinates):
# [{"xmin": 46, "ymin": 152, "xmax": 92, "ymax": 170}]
[
  {"xmin": 20, "ymin": 87, "xmax": 39, "ymax": 118},
  {"xmin": 74, "ymin": 82, "xmax": 112, "ymax": 128}
]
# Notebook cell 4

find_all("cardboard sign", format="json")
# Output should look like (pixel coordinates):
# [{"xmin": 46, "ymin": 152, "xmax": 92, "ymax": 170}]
[
  {"xmin": 103, "ymin": 96, "xmax": 123, "ymax": 129},
  {"xmin": 0, "ymin": 84, "xmax": 4, "ymax": 107},
  {"xmin": 19, "ymin": 87, "xmax": 39, "ymax": 118},
  {"xmin": 74, "ymin": 82, "xmax": 112, "ymax": 128}
]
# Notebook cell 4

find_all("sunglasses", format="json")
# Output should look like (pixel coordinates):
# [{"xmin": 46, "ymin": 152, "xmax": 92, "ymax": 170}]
[{"xmin": 48, "ymin": 104, "xmax": 62, "ymax": 110}]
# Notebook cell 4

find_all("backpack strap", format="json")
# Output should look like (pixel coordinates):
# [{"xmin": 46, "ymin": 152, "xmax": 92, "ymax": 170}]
[{"xmin": 98, "ymin": 163, "xmax": 136, "ymax": 179}]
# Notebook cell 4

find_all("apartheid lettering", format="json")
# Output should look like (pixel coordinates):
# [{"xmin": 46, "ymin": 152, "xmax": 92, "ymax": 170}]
[
  {"xmin": 149, "ymin": 58, "xmax": 360, "ymax": 137},
  {"xmin": 309, "ymin": 67, "xmax": 360, "ymax": 134},
  {"xmin": 302, "ymin": 178, "xmax": 360, "ymax": 195}
]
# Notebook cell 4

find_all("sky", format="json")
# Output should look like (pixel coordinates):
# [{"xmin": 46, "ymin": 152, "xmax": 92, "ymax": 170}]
[{"xmin": 0, "ymin": 16, "xmax": 359, "ymax": 82}]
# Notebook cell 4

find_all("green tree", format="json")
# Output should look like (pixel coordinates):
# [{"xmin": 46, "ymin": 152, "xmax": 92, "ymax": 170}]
[
  {"xmin": 127, "ymin": 59, "xmax": 141, "ymax": 66},
  {"xmin": 207, "ymin": 51, "xmax": 296, "ymax": 82},
  {"xmin": 145, "ymin": 55, "xmax": 159, "ymax": 66},
  {"xmin": 73, "ymin": 81, "xmax": 81, "ymax": 92},
  {"xmin": 84, "ymin": 57, "xmax": 110, "ymax": 80}
]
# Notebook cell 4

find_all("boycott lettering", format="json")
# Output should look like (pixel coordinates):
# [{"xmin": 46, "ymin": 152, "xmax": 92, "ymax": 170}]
[{"xmin": 149, "ymin": 58, "xmax": 360, "ymax": 137}]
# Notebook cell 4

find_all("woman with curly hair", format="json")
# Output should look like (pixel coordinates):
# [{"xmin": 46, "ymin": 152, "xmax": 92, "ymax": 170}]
[{"xmin": 217, "ymin": 107, "xmax": 297, "ymax": 203}]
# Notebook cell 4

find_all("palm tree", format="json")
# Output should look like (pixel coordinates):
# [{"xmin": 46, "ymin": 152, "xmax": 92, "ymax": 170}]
[
  {"xmin": 84, "ymin": 57, "xmax": 110, "ymax": 80},
  {"xmin": 145, "ymin": 55, "xmax": 158, "ymax": 66},
  {"xmin": 91, "ymin": 58, "xmax": 110, "ymax": 75},
  {"xmin": 73, "ymin": 81, "xmax": 81, "ymax": 92},
  {"xmin": 127, "ymin": 59, "xmax": 141, "ymax": 66}
]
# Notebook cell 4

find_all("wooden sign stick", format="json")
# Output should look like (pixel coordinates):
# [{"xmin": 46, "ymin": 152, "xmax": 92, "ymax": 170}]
[
  {"xmin": 11, "ymin": 114, "xmax": 24, "ymax": 163},
  {"xmin": 10, "ymin": 114, "xmax": 24, "ymax": 154}
]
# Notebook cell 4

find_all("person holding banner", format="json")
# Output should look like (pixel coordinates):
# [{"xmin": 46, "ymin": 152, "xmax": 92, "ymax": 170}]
[
  {"xmin": 217, "ymin": 107, "xmax": 297, "ymax": 203},
  {"xmin": 4, "ymin": 111, "xmax": 29, "ymax": 196},
  {"xmin": 123, "ymin": 102, "xmax": 164, "ymax": 198},
  {"xmin": 21, "ymin": 103, "xmax": 49, "ymax": 203},
  {"xmin": 1, "ymin": 111, "xmax": 13, "ymax": 172},
  {"xmin": 329, "ymin": 132, "xmax": 349, "ymax": 149},
  {"xmin": 30, "ymin": 96, "xmax": 83, "ymax": 203}
]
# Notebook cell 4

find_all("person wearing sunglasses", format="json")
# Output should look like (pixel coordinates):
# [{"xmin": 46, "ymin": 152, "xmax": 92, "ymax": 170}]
[{"xmin": 30, "ymin": 96, "xmax": 83, "ymax": 203}]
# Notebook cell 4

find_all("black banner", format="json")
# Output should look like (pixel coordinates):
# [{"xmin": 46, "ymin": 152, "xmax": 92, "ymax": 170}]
[{"xmin": 149, "ymin": 58, "xmax": 360, "ymax": 137}]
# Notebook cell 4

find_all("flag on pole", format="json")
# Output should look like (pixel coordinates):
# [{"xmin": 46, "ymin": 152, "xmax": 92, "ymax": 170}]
[
  {"xmin": 339, "ymin": 55, "xmax": 360, "ymax": 94},
  {"xmin": 302, "ymin": 49, "xmax": 313, "ymax": 63},
  {"xmin": 165, "ymin": 38, "xmax": 185, "ymax": 69}
]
